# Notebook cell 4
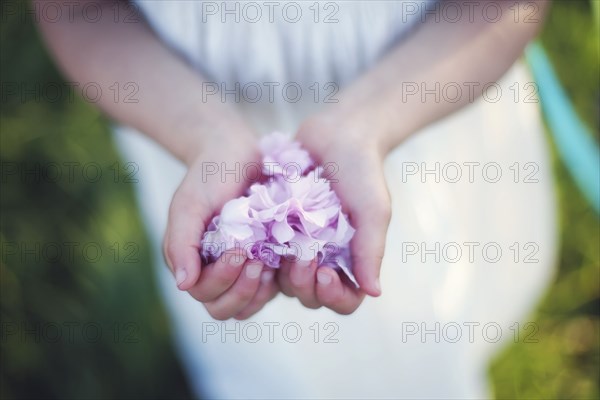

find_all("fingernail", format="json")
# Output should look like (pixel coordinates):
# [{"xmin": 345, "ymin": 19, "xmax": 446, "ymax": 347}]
[
  {"xmin": 317, "ymin": 270, "xmax": 332, "ymax": 286},
  {"xmin": 175, "ymin": 268, "xmax": 187, "ymax": 287},
  {"xmin": 375, "ymin": 278, "xmax": 381, "ymax": 293},
  {"xmin": 246, "ymin": 263, "xmax": 262, "ymax": 279},
  {"xmin": 260, "ymin": 269, "xmax": 274, "ymax": 284}
]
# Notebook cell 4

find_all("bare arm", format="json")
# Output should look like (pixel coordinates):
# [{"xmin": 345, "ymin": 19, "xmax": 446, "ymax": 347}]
[
  {"xmin": 34, "ymin": 0, "xmax": 254, "ymax": 165},
  {"xmin": 287, "ymin": 0, "xmax": 550, "ymax": 311},
  {"xmin": 301, "ymin": 0, "xmax": 550, "ymax": 153},
  {"xmin": 35, "ymin": 0, "xmax": 279, "ymax": 320}
]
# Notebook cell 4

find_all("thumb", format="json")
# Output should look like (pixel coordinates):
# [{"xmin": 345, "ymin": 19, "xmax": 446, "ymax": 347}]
[{"xmin": 331, "ymin": 154, "xmax": 391, "ymax": 296}]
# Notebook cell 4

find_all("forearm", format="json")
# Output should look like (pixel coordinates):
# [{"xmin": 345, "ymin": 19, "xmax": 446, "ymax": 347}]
[
  {"xmin": 34, "ymin": 0, "xmax": 254, "ymax": 165},
  {"xmin": 307, "ymin": 0, "xmax": 549, "ymax": 154}
]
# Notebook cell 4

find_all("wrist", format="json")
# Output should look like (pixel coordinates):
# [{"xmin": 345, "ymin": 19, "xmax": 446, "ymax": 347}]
[
  {"xmin": 186, "ymin": 133, "xmax": 259, "ymax": 171},
  {"xmin": 177, "ymin": 110, "xmax": 258, "ymax": 167},
  {"xmin": 298, "ymin": 108, "xmax": 389, "ymax": 159}
]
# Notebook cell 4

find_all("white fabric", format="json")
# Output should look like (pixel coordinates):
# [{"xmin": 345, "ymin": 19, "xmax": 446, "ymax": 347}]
[{"xmin": 114, "ymin": 1, "xmax": 557, "ymax": 398}]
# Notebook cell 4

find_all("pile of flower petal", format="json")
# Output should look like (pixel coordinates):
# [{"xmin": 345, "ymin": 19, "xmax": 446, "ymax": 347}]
[{"xmin": 200, "ymin": 132, "xmax": 357, "ymax": 286}]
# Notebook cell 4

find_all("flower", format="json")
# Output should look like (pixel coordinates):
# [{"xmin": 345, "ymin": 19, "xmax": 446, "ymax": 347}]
[
  {"xmin": 200, "ymin": 197, "xmax": 266, "ymax": 262},
  {"xmin": 259, "ymin": 132, "xmax": 313, "ymax": 179},
  {"xmin": 200, "ymin": 133, "xmax": 358, "ymax": 287}
]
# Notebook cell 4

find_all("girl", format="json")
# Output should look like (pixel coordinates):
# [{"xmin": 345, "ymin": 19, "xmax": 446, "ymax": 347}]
[{"xmin": 37, "ymin": 1, "xmax": 556, "ymax": 398}]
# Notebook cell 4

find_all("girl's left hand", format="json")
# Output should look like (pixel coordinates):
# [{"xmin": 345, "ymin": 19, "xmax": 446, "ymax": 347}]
[{"xmin": 276, "ymin": 115, "xmax": 392, "ymax": 314}]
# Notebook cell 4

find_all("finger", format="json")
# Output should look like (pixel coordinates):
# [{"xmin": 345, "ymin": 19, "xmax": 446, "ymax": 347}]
[
  {"xmin": 205, "ymin": 260, "xmax": 264, "ymax": 320},
  {"xmin": 315, "ymin": 267, "xmax": 365, "ymax": 315},
  {"xmin": 163, "ymin": 195, "xmax": 209, "ymax": 291},
  {"xmin": 347, "ymin": 201, "xmax": 389, "ymax": 297},
  {"xmin": 288, "ymin": 259, "xmax": 320, "ymax": 309},
  {"xmin": 187, "ymin": 249, "xmax": 246, "ymax": 302},
  {"xmin": 332, "ymin": 154, "xmax": 390, "ymax": 296},
  {"xmin": 277, "ymin": 258, "xmax": 296, "ymax": 297},
  {"xmin": 234, "ymin": 269, "xmax": 279, "ymax": 320}
]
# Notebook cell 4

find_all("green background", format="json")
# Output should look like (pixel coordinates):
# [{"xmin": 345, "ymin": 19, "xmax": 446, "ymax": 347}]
[{"xmin": 1, "ymin": 1, "xmax": 598, "ymax": 398}]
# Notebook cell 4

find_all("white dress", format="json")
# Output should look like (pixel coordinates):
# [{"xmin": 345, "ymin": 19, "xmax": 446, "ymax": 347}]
[{"xmin": 114, "ymin": 1, "xmax": 557, "ymax": 398}]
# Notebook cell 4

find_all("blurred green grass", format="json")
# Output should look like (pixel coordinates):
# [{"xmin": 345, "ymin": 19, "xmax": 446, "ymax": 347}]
[
  {"xmin": 1, "ymin": 1, "xmax": 598, "ymax": 399},
  {"xmin": 0, "ymin": 2, "xmax": 192, "ymax": 398},
  {"xmin": 489, "ymin": 1, "xmax": 599, "ymax": 399}
]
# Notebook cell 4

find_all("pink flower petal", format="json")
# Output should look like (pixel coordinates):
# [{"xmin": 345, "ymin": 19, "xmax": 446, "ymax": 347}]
[{"xmin": 200, "ymin": 132, "xmax": 357, "ymax": 286}]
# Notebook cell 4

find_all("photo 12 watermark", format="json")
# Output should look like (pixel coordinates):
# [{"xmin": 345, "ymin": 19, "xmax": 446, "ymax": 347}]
[
  {"xmin": 0, "ymin": 161, "xmax": 139, "ymax": 185},
  {"xmin": 398, "ymin": 1, "xmax": 541, "ymax": 24},
  {"xmin": 198, "ymin": 161, "xmax": 339, "ymax": 184},
  {"xmin": 1, "ymin": 81, "xmax": 140, "ymax": 104},
  {"xmin": 400, "ymin": 81, "xmax": 539, "ymax": 104},
  {"xmin": 1, "ymin": 241, "xmax": 141, "ymax": 265},
  {"xmin": 201, "ymin": 321, "xmax": 340, "ymax": 344},
  {"xmin": 401, "ymin": 241, "xmax": 540, "ymax": 264},
  {"xmin": 1, "ymin": 321, "xmax": 141, "ymax": 344},
  {"xmin": 201, "ymin": 81, "xmax": 339, "ymax": 104},
  {"xmin": 400, "ymin": 161, "xmax": 540, "ymax": 184},
  {"xmin": 400, "ymin": 321, "xmax": 540, "ymax": 344},
  {"xmin": 1, "ymin": 1, "xmax": 143, "ymax": 24},
  {"xmin": 199, "ymin": 1, "xmax": 341, "ymax": 24}
]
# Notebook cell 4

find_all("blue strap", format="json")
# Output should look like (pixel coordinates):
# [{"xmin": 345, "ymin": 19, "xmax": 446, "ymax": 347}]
[{"xmin": 525, "ymin": 41, "xmax": 600, "ymax": 214}]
